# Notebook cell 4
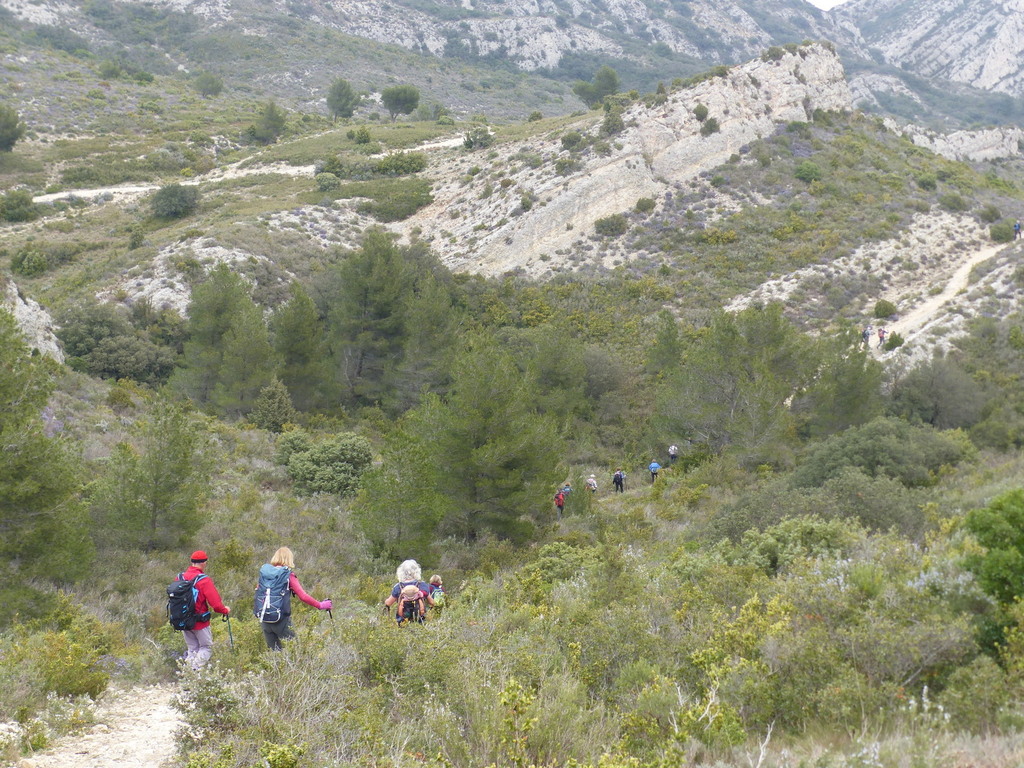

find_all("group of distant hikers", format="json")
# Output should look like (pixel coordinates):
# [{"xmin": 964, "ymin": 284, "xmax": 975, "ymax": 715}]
[
  {"xmin": 167, "ymin": 550, "xmax": 444, "ymax": 669},
  {"xmin": 553, "ymin": 444, "xmax": 683, "ymax": 514},
  {"xmin": 861, "ymin": 325, "xmax": 888, "ymax": 348}
]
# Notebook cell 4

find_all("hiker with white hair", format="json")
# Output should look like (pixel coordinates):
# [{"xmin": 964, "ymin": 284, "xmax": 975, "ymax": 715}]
[{"xmin": 383, "ymin": 559, "xmax": 435, "ymax": 624}]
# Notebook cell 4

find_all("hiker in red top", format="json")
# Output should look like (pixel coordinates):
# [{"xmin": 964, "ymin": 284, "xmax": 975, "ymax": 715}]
[{"xmin": 181, "ymin": 550, "xmax": 230, "ymax": 669}]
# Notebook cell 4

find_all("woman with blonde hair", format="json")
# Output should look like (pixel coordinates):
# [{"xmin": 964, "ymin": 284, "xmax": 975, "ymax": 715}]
[
  {"xmin": 383, "ymin": 559, "xmax": 435, "ymax": 624},
  {"xmin": 254, "ymin": 546, "xmax": 332, "ymax": 650}
]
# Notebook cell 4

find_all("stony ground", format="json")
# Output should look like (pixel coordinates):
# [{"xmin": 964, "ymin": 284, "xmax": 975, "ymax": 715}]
[{"xmin": 12, "ymin": 686, "xmax": 179, "ymax": 768}]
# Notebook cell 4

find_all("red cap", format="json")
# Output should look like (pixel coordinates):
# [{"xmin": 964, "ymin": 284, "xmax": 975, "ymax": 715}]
[{"xmin": 190, "ymin": 550, "xmax": 208, "ymax": 563}]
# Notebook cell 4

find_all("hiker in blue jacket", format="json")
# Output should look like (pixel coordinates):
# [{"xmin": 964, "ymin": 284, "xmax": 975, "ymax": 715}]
[{"xmin": 649, "ymin": 460, "xmax": 661, "ymax": 483}]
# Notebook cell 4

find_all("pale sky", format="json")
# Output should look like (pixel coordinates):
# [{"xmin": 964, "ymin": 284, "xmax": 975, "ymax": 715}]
[{"xmin": 805, "ymin": 0, "xmax": 849, "ymax": 8}]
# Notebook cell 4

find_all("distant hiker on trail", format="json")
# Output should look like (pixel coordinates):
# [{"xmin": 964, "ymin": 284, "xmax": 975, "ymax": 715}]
[
  {"xmin": 649, "ymin": 461, "xmax": 661, "ymax": 483},
  {"xmin": 586, "ymin": 474, "xmax": 598, "ymax": 493},
  {"xmin": 668, "ymin": 444, "xmax": 679, "ymax": 463},
  {"xmin": 561, "ymin": 482, "xmax": 572, "ymax": 495},
  {"xmin": 254, "ymin": 546, "xmax": 332, "ymax": 651},
  {"xmin": 171, "ymin": 550, "xmax": 230, "ymax": 670},
  {"xmin": 1015, "ymin": 221, "xmax": 1021, "ymax": 240},
  {"xmin": 877, "ymin": 327, "xmax": 887, "ymax": 348},
  {"xmin": 861, "ymin": 326, "xmax": 872, "ymax": 348},
  {"xmin": 384, "ymin": 559, "xmax": 434, "ymax": 625},
  {"xmin": 554, "ymin": 489, "xmax": 566, "ymax": 518},
  {"xmin": 428, "ymin": 574, "xmax": 446, "ymax": 610},
  {"xmin": 612, "ymin": 468, "xmax": 625, "ymax": 493}
]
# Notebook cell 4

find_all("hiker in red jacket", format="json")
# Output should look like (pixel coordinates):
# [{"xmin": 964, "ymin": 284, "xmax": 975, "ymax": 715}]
[{"xmin": 181, "ymin": 550, "xmax": 230, "ymax": 669}]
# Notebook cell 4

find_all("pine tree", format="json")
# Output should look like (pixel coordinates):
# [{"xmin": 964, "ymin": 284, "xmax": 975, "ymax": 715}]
[
  {"xmin": 272, "ymin": 283, "xmax": 330, "ymax": 411},
  {"xmin": 91, "ymin": 396, "xmax": 212, "ymax": 551},
  {"xmin": 0, "ymin": 309, "xmax": 92, "ymax": 579},
  {"xmin": 327, "ymin": 78, "xmax": 359, "ymax": 120},
  {"xmin": 171, "ymin": 265, "xmax": 275, "ymax": 416},
  {"xmin": 250, "ymin": 378, "xmax": 299, "ymax": 433},
  {"xmin": 328, "ymin": 230, "xmax": 411, "ymax": 406}
]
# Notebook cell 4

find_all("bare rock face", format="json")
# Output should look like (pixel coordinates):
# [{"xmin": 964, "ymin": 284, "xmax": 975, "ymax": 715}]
[
  {"xmin": 835, "ymin": 0, "xmax": 1024, "ymax": 96},
  {"xmin": 0, "ymin": 0, "xmax": 838, "ymax": 73},
  {"xmin": 3, "ymin": 282, "xmax": 63, "ymax": 362},
  {"xmin": 887, "ymin": 120, "xmax": 1024, "ymax": 161},
  {"xmin": 396, "ymin": 44, "xmax": 852, "ymax": 277}
]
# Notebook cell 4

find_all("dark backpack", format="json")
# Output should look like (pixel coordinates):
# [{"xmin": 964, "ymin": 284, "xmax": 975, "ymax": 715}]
[
  {"xmin": 397, "ymin": 581, "xmax": 425, "ymax": 623},
  {"xmin": 167, "ymin": 573, "xmax": 209, "ymax": 631},
  {"xmin": 613, "ymin": 471, "xmax": 623, "ymax": 483},
  {"xmin": 254, "ymin": 564, "xmax": 292, "ymax": 623}
]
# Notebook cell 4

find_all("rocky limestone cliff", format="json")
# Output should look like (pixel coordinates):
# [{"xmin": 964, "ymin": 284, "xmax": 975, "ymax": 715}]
[
  {"xmin": 394, "ymin": 44, "xmax": 852, "ymax": 277},
  {"xmin": 0, "ymin": 0, "xmax": 839, "ymax": 72},
  {"xmin": 835, "ymin": 0, "xmax": 1024, "ymax": 97},
  {"xmin": 3, "ymin": 282, "xmax": 63, "ymax": 362},
  {"xmin": 887, "ymin": 120, "xmax": 1024, "ymax": 161}
]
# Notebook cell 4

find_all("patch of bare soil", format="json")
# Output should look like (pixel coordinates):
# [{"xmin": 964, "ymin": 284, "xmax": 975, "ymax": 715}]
[{"xmin": 14, "ymin": 686, "xmax": 179, "ymax": 768}]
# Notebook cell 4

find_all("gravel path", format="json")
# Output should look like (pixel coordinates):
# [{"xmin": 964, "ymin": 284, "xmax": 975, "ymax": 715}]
[{"xmin": 13, "ymin": 685, "xmax": 180, "ymax": 768}]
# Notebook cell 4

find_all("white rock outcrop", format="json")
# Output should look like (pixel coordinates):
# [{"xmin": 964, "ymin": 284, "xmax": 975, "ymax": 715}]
[
  {"xmin": 395, "ymin": 44, "xmax": 852, "ymax": 277},
  {"xmin": 889, "ymin": 121, "xmax": 1024, "ymax": 162},
  {"xmin": 3, "ymin": 282, "xmax": 63, "ymax": 362}
]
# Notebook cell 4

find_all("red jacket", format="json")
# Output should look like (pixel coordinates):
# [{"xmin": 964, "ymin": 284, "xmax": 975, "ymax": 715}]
[{"xmin": 182, "ymin": 565, "xmax": 229, "ymax": 630}]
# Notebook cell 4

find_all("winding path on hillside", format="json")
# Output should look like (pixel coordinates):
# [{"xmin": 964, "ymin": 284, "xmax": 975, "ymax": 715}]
[
  {"xmin": 12, "ymin": 686, "xmax": 179, "ymax": 768},
  {"xmin": 882, "ymin": 242, "xmax": 1006, "ymax": 350}
]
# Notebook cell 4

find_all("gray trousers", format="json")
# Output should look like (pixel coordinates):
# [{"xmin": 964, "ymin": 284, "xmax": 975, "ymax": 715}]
[
  {"xmin": 183, "ymin": 626, "xmax": 214, "ymax": 669},
  {"xmin": 261, "ymin": 617, "xmax": 294, "ymax": 650}
]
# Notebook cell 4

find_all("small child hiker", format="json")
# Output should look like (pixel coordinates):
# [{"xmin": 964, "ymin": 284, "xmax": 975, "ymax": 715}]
[{"xmin": 586, "ymin": 474, "xmax": 598, "ymax": 492}]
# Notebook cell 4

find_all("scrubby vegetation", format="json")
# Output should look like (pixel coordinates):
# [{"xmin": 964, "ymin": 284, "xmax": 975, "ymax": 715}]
[
  {"xmin": 6, "ymin": 15, "xmax": 1024, "ymax": 768},
  {"xmin": 7, "ymin": 208, "xmax": 1024, "ymax": 764}
]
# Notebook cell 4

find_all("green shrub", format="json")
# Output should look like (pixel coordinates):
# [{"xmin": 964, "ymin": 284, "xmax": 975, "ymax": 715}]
[
  {"xmin": 436, "ymin": 114, "xmax": 455, "ymax": 126},
  {"xmin": 762, "ymin": 46, "xmax": 786, "ymax": 62},
  {"xmin": 275, "ymin": 429, "xmax": 312, "ymax": 466},
  {"xmin": 0, "ymin": 189, "xmax": 39, "ymax": 223},
  {"xmin": 527, "ymin": 111, "xmax": 543, "ymax": 122},
  {"xmin": 873, "ymin": 299, "xmax": 896, "ymax": 318},
  {"xmin": 287, "ymin": 432, "xmax": 373, "ymax": 496},
  {"xmin": 374, "ymin": 151, "xmax": 427, "ymax": 175},
  {"xmin": 699, "ymin": 117, "xmax": 720, "ymax": 137},
  {"xmin": 883, "ymin": 331, "xmax": 904, "ymax": 350},
  {"xmin": 10, "ymin": 248, "xmax": 48, "ymax": 277},
  {"xmin": 601, "ymin": 109, "xmax": 624, "ymax": 137},
  {"xmin": 353, "ymin": 126, "xmax": 372, "ymax": 144},
  {"xmin": 463, "ymin": 125, "xmax": 494, "ymax": 149},
  {"xmin": 554, "ymin": 157, "xmax": 580, "ymax": 176},
  {"xmin": 991, "ymin": 220, "xmax": 1015, "ymax": 243},
  {"xmin": 978, "ymin": 203, "xmax": 1001, "ymax": 223},
  {"xmin": 594, "ymin": 213, "xmax": 628, "ymax": 237},
  {"xmin": 915, "ymin": 173, "xmax": 937, "ymax": 190},
  {"xmin": 794, "ymin": 160, "xmax": 823, "ymax": 182},
  {"xmin": 315, "ymin": 172, "xmax": 340, "ymax": 192},
  {"xmin": 790, "ymin": 416, "xmax": 973, "ymax": 489},
  {"xmin": 150, "ymin": 184, "xmax": 200, "ymax": 219},
  {"xmin": 693, "ymin": 103, "xmax": 709, "ymax": 122},
  {"xmin": 938, "ymin": 192, "xmax": 968, "ymax": 212},
  {"xmin": 561, "ymin": 131, "xmax": 584, "ymax": 151},
  {"xmin": 634, "ymin": 197, "xmax": 656, "ymax": 214}
]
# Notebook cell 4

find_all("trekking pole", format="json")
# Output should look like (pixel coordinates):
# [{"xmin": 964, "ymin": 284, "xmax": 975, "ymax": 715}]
[
  {"xmin": 223, "ymin": 614, "xmax": 235, "ymax": 651},
  {"xmin": 327, "ymin": 597, "xmax": 334, "ymax": 623}
]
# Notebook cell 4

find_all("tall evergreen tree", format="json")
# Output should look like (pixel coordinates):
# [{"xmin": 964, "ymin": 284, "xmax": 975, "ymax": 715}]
[
  {"xmin": 171, "ymin": 264, "xmax": 274, "ymax": 415},
  {"xmin": 273, "ymin": 283, "xmax": 330, "ymax": 411},
  {"xmin": 326, "ymin": 78, "xmax": 359, "ymax": 120},
  {"xmin": 328, "ymin": 230, "xmax": 411, "ymax": 406},
  {"xmin": 211, "ymin": 292, "xmax": 276, "ymax": 416},
  {"xmin": 656, "ymin": 304, "xmax": 815, "ymax": 465},
  {"xmin": 383, "ymin": 338, "xmax": 563, "ymax": 542},
  {"xmin": 0, "ymin": 310, "xmax": 92, "ymax": 580},
  {"xmin": 91, "ymin": 396, "xmax": 212, "ymax": 551}
]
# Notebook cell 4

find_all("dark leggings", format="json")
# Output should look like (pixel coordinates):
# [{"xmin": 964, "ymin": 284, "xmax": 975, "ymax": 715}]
[{"xmin": 261, "ymin": 617, "xmax": 294, "ymax": 650}]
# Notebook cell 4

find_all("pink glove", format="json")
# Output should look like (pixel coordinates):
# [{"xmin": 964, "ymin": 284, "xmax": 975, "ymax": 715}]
[{"xmin": 319, "ymin": 599, "xmax": 332, "ymax": 611}]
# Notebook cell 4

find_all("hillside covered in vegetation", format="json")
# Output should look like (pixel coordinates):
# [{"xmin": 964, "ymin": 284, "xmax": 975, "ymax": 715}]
[{"xmin": 6, "ymin": 21, "xmax": 1024, "ymax": 768}]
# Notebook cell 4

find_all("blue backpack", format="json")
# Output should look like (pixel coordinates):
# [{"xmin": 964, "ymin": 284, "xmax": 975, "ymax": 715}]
[
  {"xmin": 254, "ymin": 564, "xmax": 292, "ymax": 623},
  {"xmin": 167, "ymin": 573, "xmax": 209, "ymax": 631}
]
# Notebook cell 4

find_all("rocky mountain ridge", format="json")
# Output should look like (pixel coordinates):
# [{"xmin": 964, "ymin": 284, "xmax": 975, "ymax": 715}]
[{"xmin": 397, "ymin": 43, "xmax": 852, "ymax": 277}]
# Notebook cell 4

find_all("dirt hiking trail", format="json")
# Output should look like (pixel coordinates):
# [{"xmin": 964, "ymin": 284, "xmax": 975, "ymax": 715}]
[
  {"xmin": 884, "ymin": 242, "xmax": 1006, "ymax": 347},
  {"xmin": 14, "ymin": 685, "xmax": 179, "ymax": 768}
]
